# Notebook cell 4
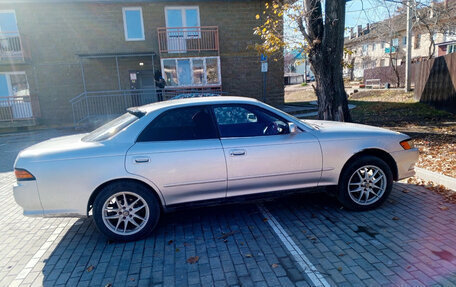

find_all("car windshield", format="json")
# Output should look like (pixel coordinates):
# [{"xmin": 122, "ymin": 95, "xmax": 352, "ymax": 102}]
[{"xmin": 82, "ymin": 112, "xmax": 141, "ymax": 142}]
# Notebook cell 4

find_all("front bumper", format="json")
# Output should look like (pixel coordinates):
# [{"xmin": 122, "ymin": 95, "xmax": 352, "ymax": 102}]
[
  {"xmin": 391, "ymin": 148, "xmax": 419, "ymax": 180},
  {"xmin": 13, "ymin": 180, "xmax": 44, "ymax": 217}
]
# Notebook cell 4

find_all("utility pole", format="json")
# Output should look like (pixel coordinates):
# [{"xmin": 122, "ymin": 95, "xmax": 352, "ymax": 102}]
[{"xmin": 405, "ymin": 0, "xmax": 412, "ymax": 92}]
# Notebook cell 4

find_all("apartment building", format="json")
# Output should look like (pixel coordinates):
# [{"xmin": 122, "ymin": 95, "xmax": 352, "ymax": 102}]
[
  {"xmin": 0, "ymin": 0, "xmax": 284, "ymax": 128},
  {"xmin": 344, "ymin": 1, "xmax": 456, "ymax": 79}
]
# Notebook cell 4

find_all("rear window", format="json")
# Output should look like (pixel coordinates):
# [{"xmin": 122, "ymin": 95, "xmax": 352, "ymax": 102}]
[{"xmin": 82, "ymin": 113, "xmax": 139, "ymax": 142}]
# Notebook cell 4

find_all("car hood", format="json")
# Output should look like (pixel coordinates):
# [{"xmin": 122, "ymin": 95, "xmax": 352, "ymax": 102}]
[{"xmin": 303, "ymin": 120, "xmax": 405, "ymax": 138}]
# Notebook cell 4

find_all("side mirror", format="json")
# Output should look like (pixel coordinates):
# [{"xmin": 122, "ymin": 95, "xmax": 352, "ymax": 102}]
[{"xmin": 288, "ymin": 122, "xmax": 298, "ymax": 134}]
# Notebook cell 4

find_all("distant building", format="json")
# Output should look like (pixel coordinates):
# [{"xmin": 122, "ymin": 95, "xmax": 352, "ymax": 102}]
[{"xmin": 344, "ymin": 0, "xmax": 456, "ymax": 79}]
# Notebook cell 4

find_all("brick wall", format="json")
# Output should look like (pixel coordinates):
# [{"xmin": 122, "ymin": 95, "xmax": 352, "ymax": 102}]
[{"xmin": 0, "ymin": 0, "xmax": 284, "ymax": 125}]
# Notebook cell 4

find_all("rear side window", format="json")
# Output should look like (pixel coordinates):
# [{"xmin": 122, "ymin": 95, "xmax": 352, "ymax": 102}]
[{"xmin": 137, "ymin": 106, "xmax": 218, "ymax": 141}]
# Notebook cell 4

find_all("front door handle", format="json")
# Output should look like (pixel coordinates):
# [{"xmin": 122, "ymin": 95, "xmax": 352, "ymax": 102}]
[
  {"xmin": 134, "ymin": 157, "xmax": 150, "ymax": 163},
  {"xmin": 230, "ymin": 149, "xmax": 246, "ymax": 156}
]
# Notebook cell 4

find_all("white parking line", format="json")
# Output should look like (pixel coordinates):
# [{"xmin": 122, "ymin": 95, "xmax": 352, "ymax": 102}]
[
  {"xmin": 9, "ymin": 222, "xmax": 69, "ymax": 287},
  {"xmin": 257, "ymin": 203, "xmax": 331, "ymax": 287}
]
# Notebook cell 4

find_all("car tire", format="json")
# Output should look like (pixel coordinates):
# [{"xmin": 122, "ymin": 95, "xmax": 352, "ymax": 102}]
[
  {"xmin": 338, "ymin": 155, "xmax": 393, "ymax": 211},
  {"xmin": 93, "ymin": 181, "xmax": 160, "ymax": 242}
]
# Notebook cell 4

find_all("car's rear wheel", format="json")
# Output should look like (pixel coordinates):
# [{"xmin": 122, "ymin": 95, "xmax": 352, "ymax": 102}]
[
  {"xmin": 338, "ymin": 155, "xmax": 393, "ymax": 211},
  {"xmin": 93, "ymin": 181, "xmax": 160, "ymax": 241}
]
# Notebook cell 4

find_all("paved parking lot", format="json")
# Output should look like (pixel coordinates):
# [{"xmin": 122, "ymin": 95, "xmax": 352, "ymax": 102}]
[{"xmin": 1, "ymin": 129, "xmax": 456, "ymax": 287}]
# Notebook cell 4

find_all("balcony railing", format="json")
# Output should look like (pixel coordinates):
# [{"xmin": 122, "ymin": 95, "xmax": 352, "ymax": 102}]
[
  {"xmin": 0, "ymin": 31, "xmax": 25, "ymax": 61},
  {"xmin": 157, "ymin": 26, "xmax": 219, "ymax": 54},
  {"xmin": 0, "ymin": 95, "xmax": 40, "ymax": 122}
]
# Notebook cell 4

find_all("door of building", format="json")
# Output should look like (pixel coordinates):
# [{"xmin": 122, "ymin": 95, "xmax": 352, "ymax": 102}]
[{"xmin": 129, "ymin": 70, "xmax": 157, "ymax": 105}]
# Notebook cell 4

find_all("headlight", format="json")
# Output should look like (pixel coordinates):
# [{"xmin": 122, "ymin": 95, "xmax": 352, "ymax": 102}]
[
  {"xmin": 14, "ymin": 168, "xmax": 36, "ymax": 181},
  {"xmin": 400, "ymin": 139, "xmax": 414, "ymax": 150}
]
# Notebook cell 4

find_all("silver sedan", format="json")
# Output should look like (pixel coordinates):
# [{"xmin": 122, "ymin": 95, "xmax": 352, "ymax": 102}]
[{"xmin": 13, "ymin": 97, "xmax": 418, "ymax": 241}]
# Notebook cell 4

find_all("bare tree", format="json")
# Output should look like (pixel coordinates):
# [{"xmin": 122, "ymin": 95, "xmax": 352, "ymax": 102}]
[
  {"xmin": 413, "ymin": 0, "xmax": 456, "ymax": 59},
  {"xmin": 254, "ymin": 0, "xmax": 351, "ymax": 121}
]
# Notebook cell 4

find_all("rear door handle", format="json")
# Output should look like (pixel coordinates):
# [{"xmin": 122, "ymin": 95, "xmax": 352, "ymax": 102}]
[
  {"xmin": 230, "ymin": 149, "xmax": 246, "ymax": 156},
  {"xmin": 134, "ymin": 157, "xmax": 150, "ymax": 163}
]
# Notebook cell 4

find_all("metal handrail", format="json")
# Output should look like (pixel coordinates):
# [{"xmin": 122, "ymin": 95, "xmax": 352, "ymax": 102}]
[
  {"xmin": 157, "ymin": 26, "xmax": 219, "ymax": 53},
  {"xmin": 69, "ymin": 87, "xmax": 224, "ymax": 127},
  {"xmin": 0, "ymin": 31, "xmax": 24, "ymax": 59}
]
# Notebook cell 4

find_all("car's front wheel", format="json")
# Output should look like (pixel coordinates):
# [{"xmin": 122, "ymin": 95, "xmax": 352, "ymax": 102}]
[
  {"xmin": 93, "ymin": 181, "xmax": 160, "ymax": 241},
  {"xmin": 338, "ymin": 155, "xmax": 393, "ymax": 211}
]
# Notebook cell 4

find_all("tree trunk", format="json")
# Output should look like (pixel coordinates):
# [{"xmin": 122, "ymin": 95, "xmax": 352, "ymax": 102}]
[
  {"xmin": 307, "ymin": 0, "xmax": 352, "ymax": 122},
  {"xmin": 311, "ymin": 53, "xmax": 352, "ymax": 122}
]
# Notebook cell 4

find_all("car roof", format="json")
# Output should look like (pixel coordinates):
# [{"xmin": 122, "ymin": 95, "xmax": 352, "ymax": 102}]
[{"xmin": 136, "ymin": 96, "xmax": 261, "ymax": 114}]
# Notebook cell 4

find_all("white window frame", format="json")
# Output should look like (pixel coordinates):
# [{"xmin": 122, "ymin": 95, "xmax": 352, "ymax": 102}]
[
  {"xmin": 122, "ymin": 7, "xmax": 145, "ymax": 41},
  {"xmin": 165, "ymin": 6, "xmax": 200, "ymax": 29},
  {"xmin": 392, "ymin": 38, "xmax": 399, "ymax": 47},
  {"xmin": 161, "ymin": 56, "xmax": 221, "ymax": 88}
]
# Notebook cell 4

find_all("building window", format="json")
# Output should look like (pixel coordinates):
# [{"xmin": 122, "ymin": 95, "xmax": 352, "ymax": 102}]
[
  {"xmin": 392, "ymin": 38, "xmax": 399, "ymax": 47},
  {"xmin": 380, "ymin": 59, "xmax": 385, "ymax": 67},
  {"xmin": 381, "ymin": 42, "xmax": 385, "ymax": 49},
  {"xmin": 122, "ymin": 7, "xmax": 145, "ymax": 41},
  {"xmin": 402, "ymin": 36, "xmax": 407, "ymax": 45},
  {"xmin": 372, "ymin": 43, "xmax": 375, "ymax": 51},
  {"xmin": 161, "ymin": 57, "xmax": 221, "ymax": 87},
  {"xmin": 362, "ymin": 44, "xmax": 368, "ymax": 54},
  {"xmin": 414, "ymin": 34, "xmax": 421, "ymax": 49},
  {"xmin": 0, "ymin": 10, "xmax": 21, "ymax": 56},
  {"xmin": 448, "ymin": 44, "xmax": 456, "ymax": 54},
  {"xmin": 165, "ymin": 6, "xmax": 200, "ymax": 29}
]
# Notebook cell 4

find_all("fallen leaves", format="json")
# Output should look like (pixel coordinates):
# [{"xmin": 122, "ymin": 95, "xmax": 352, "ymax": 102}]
[
  {"xmin": 167, "ymin": 240, "xmax": 173, "ymax": 245},
  {"xmin": 439, "ymin": 206, "xmax": 449, "ymax": 211},
  {"xmin": 407, "ymin": 177, "xmax": 456, "ymax": 204},
  {"xmin": 271, "ymin": 263, "xmax": 279, "ymax": 268},
  {"xmin": 392, "ymin": 216, "xmax": 400, "ymax": 221},
  {"xmin": 86, "ymin": 265, "xmax": 95, "ymax": 272},
  {"xmin": 245, "ymin": 254, "xmax": 253, "ymax": 258},
  {"xmin": 218, "ymin": 231, "xmax": 238, "ymax": 240},
  {"xmin": 186, "ymin": 256, "xmax": 200, "ymax": 264}
]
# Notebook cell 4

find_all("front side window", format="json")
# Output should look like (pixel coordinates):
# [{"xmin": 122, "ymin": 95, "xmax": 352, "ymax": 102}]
[
  {"xmin": 161, "ymin": 57, "xmax": 221, "ymax": 87},
  {"xmin": 137, "ymin": 106, "xmax": 217, "ymax": 141},
  {"xmin": 123, "ymin": 7, "xmax": 145, "ymax": 41},
  {"xmin": 213, "ymin": 105, "xmax": 289, "ymax": 138}
]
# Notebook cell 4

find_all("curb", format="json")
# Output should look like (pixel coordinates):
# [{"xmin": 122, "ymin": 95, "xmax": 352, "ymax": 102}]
[{"xmin": 414, "ymin": 167, "xmax": 456, "ymax": 191}]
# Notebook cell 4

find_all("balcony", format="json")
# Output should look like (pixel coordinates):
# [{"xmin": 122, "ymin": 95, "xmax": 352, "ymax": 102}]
[
  {"xmin": 0, "ymin": 31, "xmax": 26, "ymax": 63},
  {"xmin": 0, "ymin": 95, "xmax": 40, "ymax": 128},
  {"xmin": 157, "ymin": 26, "xmax": 219, "ymax": 54}
]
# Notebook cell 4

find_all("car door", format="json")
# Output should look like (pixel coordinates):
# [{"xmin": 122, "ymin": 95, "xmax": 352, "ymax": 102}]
[
  {"xmin": 212, "ymin": 104, "xmax": 322, "ymax": 198},
  {"xmin": 125, "ymin": 105, "xmax": 227, "ymax": 206}
]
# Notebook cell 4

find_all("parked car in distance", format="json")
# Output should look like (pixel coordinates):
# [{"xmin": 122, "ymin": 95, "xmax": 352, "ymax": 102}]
[{"xmin": 13, "ymin": 97, "xmax": 418, "ymax": 241}]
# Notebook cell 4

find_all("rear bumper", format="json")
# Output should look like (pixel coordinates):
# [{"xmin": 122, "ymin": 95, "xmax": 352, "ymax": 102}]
[
  {"xmin": 13, "ymin": 180, "xmax": 44, "ymax": 217},
  {"xmin": 391, "ymin": 148, "xmax": 419, "ymax": 180}
]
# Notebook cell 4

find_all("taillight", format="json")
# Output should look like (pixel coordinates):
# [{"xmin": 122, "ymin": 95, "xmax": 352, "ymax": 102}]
[
  {"xmin": 400, "ymin": 139, "xmax": 414, "ymax": 150},
  {"xmin": 15, "ymin": 169, "xmax": 35, "ymax": 181}
]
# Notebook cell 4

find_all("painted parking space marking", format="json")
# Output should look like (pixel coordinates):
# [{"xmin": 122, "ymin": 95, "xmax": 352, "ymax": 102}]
[
  {"xmin": 257, "ymin": 203, "xmax": 331, "ymax": 287},
  {"xmin": 9, "ymin": 222, "xmax": 69, "ymax": 287}
]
